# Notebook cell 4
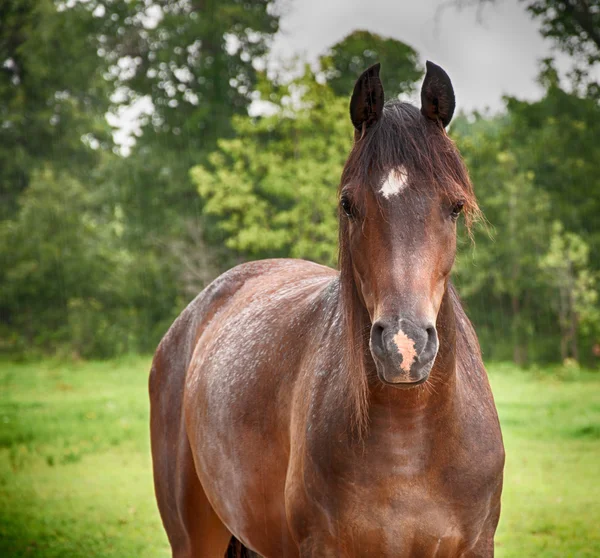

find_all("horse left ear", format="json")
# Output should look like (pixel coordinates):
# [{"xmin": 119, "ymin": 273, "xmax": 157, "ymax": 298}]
[
  {"xmin": 420, "ymin": 61, "xmax": 456, "ymax": 128},
  {"xmin": 350, "ymin": 63, "xmax": 385, "ymax": 133}
]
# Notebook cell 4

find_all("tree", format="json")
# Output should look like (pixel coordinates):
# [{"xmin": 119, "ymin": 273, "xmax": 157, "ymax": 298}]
[
  {"xmin": 0, "ymin": 0, "xmax": 282, "ymax": 358},
  {"xmin": 0, "ymin": 0, "xmax": 112, "ymax": 219},
  {"xmin": 526, "ymin": 1, "xmax": 600, "ymax": 68},
  {"xmin": 319, "ymin": 30, "xmax": 422, "ymax": 99},
  {"xmin": 95, "ymin": 0, "xmax": 282, "ymax": 265},
  {"xmin": 0, "ymin": 166, "xmax": 181, "ymax": 357},
  {"xmin": 99, "ymin": 0, "xmax": 279, "ymax": 150},
  {"xmin": 454, "ymin": 141, "xmax": 554, "ymax": 363},
  {"xmin": 504, "ymin": 64, "xmax": 600, "ymax": 261},
  {"xmin": 540, "ymin": 222, "xmax": 600, "ymax": 362},
  {"xmin": 449, "ymin": 32, "xmax": 600, "ymax": 365},
  {"xmin": 191, "ymin": 68, "xmax": 353, "ymax": 268}
]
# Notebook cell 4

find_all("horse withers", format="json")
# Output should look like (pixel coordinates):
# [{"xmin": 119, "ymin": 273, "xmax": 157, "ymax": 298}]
[{"xmin": 150, "ymin": 61, "xmax": 505, "ymax": 557}]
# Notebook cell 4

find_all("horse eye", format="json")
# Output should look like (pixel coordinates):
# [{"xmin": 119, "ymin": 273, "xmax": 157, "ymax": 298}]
[
  {"xmin": 451, "ymin": 201, "xmax": 464, "ymax": 220},
  {"xmin": 340, "ymin": 196, "xmax": 355, "ymax": 218}
]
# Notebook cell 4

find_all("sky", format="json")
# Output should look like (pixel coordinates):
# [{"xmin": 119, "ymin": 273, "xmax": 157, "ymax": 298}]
[
  {"xmin": 113, "ymin": 0, "xmax": 571, "ymax": 149},
  {"xmin": 269, "ymin": 0, "xmax": 564, "ymax": 113}
]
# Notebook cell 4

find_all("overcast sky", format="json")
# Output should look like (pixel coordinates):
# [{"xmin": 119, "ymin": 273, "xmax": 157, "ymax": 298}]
[{"xmin": 269, "ymin": 0, "xmax": 563, "ymax": 113}]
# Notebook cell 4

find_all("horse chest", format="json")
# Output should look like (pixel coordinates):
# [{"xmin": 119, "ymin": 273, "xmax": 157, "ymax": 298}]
[
  {"xmin": 338, "ymin": 471, "xmax": 488, "ymax": 556},
  {"xmin": 296, "ymin": 420, "xmax": 501, "ymax": 557}
]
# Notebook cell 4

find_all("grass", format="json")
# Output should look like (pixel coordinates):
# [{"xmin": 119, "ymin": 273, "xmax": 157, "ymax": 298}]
[
  {"xmin": 0, "ymin": 356, "xmax": 168, "ymax": 558},
  {"xmin": 0, "ymin": 357, "xmax": 599, "ymax": 557}
]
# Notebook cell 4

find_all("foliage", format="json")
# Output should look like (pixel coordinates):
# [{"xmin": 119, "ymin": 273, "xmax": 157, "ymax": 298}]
[
  {"xmin": 0, "ymin": 0, "xmax": 112, "ymax": 219},
  {"xmin": 192, "ymin": 69, "xmax": 353, "ymax": 267},
  {"xmin": 99, "ymin": 0, "xmax": 279, "ymax": 147},
  {"xmin": 0, "ymin": 168, "xmax": 179, "ymax": 358},
  {"xmin": 452, "ymin": 89, "xmax": 600, "ymax": 364},
  {"xmin": 504, "ymin": 67, "xmax": 600, "ymax": 249},
  {"xmin": 1, "ymin": 0, "xmax": 599, "ymax": 366},
  {"xmin": 319, "ymin": 30, "xmax": 422, "ymax": 99},
  {"xmin": 526, "ymin": 0, "xmax": 600, "ymax": 84},
  {"xmin": 540, "ymin": 222, "xmax": 600, "ymax": 359},
  {"xmin": 452, "ymin": 117, "xmax": 553, "ymax": 363},
  {"xmin": 97, "ymin": 0, "xmax": 281, "ymax": 233},
  {"xmin": 93, "ymin": 0, "xmax": 283, "ymax": 300},
  {"xmin": 0, "ymin": 0, "xmax": 281, "ymax": 359}
]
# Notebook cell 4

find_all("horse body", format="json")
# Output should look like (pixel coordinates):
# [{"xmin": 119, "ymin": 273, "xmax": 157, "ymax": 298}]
[
  {"xmin": 151, "ymin": 259, "xmax": 503, "ymax": 557},
  {"xmin": 150, "ymin": 62, "xmax": 505, "ymax": 557}
]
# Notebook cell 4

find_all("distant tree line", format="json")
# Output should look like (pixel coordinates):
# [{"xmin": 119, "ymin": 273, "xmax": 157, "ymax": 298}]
[{"xmin": 1, "ymin": 0, "xmax": 599, "ymax": 366}]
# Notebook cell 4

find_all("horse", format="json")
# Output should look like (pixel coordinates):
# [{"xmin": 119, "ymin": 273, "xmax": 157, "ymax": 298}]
[{"xmin": 149, "ymin": 61, "xmax": 505, "ymax": 558}]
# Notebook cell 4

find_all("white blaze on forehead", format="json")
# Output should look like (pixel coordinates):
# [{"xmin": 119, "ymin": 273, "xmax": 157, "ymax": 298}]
[{"xmin": 379, "ymin": 167, "xmax": 409, "ymax": 199}]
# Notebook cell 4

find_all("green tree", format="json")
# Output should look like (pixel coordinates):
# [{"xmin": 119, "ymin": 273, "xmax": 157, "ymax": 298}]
[
  {"xmin": 0, "ymin": 0, "xmax": 112, "ymax": 219},
  {"xmin": 452, "ymin": 58, "xmax": 600, "ymax": 365},
  {"xmin": 95, "ymin": 0, "xmax": 282, "ymax": 271},
  {"xmin": 540, "ymin": 222, "xmax": 600, "ymax": 362},
  {"xmin": 0, "ymin": 167, "xmax": 180, "ymax": 358},
  {"xmin": 0, "ymin": 0, "xmax": 282, "ymax": 358},
  {"xmin": 453, "ymin": 131, "xmax": 554, "ymax": 364},
  {"xmin": 100, "ymin": 0, "xmax": 279, "ymax": 149},
  {"xmin": 319, "ymin": 30, "xmax": 422, "ymax": 99},
  {"xmin": 526, "ymin": 0, "xmax": 600, "ymax": 84},
  {"xmin": 191, "ymin": 69, "xmax": 353, "ymax": 267},
  {"xmin": 505, "ymin": 67, "xmax": 600, "ymax": 257}
]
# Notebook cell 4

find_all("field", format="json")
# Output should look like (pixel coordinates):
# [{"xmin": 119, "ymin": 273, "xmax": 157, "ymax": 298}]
[{"xmin": 0, "ymin": 357, "xmax": 599, "ymax": 557}]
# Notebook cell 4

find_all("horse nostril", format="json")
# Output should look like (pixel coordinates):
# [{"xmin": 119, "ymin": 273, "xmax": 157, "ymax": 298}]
[
  {"xmin": 426, "ymin": 327, "xmax": 435, "ymax": 343},
  {"xmin": 370, "ymin": 323, "xmax": 385, "ymax": 357},
  {"xmin": 421, "ymin": 326, "xmax": 438, "ymax": 359}
]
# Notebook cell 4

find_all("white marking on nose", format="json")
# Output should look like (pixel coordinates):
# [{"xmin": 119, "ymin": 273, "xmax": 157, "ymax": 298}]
[
  {"xmin": 392, "ymin": 329, "xmax": 417, "ymax": 373},
  {"xmin": 379, "ymin": 167, "xmax": 409, "ymax": 199}
]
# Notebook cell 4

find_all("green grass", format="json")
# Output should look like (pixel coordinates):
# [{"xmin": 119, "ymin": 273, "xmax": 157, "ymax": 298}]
[
  {"xmin": 0, "ymin": 356, "xmax": 168, "ymax": 558},
  {"xmin": 0, "ymin": 357, "xmax": 599, "ymax": 557}
]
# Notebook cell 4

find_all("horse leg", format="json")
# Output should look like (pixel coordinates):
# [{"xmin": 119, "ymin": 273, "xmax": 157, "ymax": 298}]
[
  {"xmin": 152, "ymin": 411, "xmax": 232, "ymax": 557},
  {"xmin": 150, "ymin": 353, "xmax": 232, "ymax": 558},
  {"xmin": 462, "ymin": 503, "xmax": 501, "ymax": 558},
  {"xmin": 182, "ymin": 453, "xmax": 233, "ymax": 557}
]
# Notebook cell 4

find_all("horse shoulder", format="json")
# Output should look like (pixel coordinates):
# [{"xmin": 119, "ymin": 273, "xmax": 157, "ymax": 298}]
[{"xmin": 180, "ymin": 259, "xmax": 338, "ymax": 556}]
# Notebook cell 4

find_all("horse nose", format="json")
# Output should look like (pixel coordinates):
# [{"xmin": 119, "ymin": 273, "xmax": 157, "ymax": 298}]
[{"xmin": 370, "ymin": 317, "xmax": 438, "ymax": 381}]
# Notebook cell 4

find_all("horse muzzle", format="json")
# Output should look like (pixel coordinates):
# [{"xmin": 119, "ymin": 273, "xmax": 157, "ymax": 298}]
[{"xmin": 369, "ymin": 317, "xmax": 439, "ymax": 387}]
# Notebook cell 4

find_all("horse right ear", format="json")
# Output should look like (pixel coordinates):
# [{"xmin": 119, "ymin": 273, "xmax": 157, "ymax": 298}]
[{"xmin": 349, "ymin": 63, "xmax": 384, "ymax": 135}]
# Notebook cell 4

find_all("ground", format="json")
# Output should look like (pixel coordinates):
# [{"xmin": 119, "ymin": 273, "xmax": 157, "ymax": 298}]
[{"xmin": 0, "ymin": 356, "xmax": 599, "ymax": 557}]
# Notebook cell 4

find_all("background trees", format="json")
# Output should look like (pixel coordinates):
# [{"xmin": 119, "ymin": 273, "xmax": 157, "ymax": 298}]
[
  {"xmin": 1, "ymin": 1, "xmax": 599, "ymax": 366},
  {"xmin": 1, "ymin": 0, "xmax": 280, "ymax": 357},
  {"xmin": 319, "ymin": 30, "xmax": 422, "ymax": 99},
  {"xmin": 0, "ymin": 0, "xmax": 111, "ymax": 219}
]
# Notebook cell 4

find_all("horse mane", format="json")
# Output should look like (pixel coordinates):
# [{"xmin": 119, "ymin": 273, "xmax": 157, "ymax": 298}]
[{"xmin": 337, "ymin": 101, "xmax": 480, "ymax": 436}]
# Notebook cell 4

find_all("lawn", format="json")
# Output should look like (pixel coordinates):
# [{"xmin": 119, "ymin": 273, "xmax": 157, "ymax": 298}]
[{"xmin": 0, "ymin": 357, "xmax": 598, "ymax": 557}]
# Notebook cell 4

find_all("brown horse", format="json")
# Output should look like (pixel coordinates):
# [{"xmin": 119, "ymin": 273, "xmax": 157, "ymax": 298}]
[{"xmin": 150, "ymin": 61, "xmax": 505, "ymax": 557}]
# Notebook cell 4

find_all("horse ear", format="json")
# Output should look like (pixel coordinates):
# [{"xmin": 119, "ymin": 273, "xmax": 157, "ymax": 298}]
[
  {"xmin": 350, "ymin": 63, "xmax": 384, "ymax": 133},
  {"xmin": 420, "ymin": 61, "xmax": 456, "ymax": 128}
]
